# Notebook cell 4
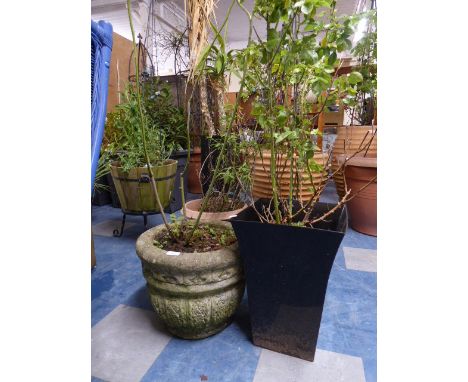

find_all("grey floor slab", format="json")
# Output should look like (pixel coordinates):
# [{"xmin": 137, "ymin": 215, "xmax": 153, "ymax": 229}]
[
  {"xmin": 343, "ymin": 247, "xmax": 377, "ymax": 273},
  {"xmin": 253, "ymin": 348, "xmax": 366, "ymax": 382},
  {"xmin": 92, "ymin": 219, "xmax": 136, "ymax": 237},
  {"xmin": 92, "ymin": 304, "xmax": 172, "ymax": 382}
]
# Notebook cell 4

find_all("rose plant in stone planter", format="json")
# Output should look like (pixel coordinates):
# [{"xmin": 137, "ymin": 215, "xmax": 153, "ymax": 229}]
[
  {"xmin": 136, "ymin": 220, "xmax": 244, "ymax": 338},
  {"xmin": 125, "ymin": 0, "xmax": 249, "ymax": 339}
]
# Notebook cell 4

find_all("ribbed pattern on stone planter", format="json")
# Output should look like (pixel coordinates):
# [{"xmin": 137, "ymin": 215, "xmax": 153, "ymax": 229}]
[{"xmin": 251, "ymin": 151, "xmax": 328, "ymax": 201}]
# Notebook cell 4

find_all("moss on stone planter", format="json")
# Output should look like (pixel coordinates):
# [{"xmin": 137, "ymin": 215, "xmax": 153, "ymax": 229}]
[{"xmin": 135, "ymin": 221, "xmax": 244, "ymax": 339}]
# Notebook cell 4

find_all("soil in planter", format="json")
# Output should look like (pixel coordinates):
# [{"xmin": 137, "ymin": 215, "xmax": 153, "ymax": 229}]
[
  {"xmin": 153, "ymin": 222, "xmax": 237, "ymax": 253},
  {"xmin": 203, "ymin": 194, "xmax": 244, "ymax": 213}
]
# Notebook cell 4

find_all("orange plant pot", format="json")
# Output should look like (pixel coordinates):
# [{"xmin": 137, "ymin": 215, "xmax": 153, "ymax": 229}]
[
  {"xmin": 187, "ymin": 147, "xmax": 202, "ymax": 194},
  {"xmin": 344, "ymin": 157, "xmax": 377, "ymax": 236},
  {"xmin": 332, "ymin": 126, "xmax": 377, "ymax": 199},
  {"xmin": 250, "ymin": 150, "xmax": 328, "ymax": 201}
]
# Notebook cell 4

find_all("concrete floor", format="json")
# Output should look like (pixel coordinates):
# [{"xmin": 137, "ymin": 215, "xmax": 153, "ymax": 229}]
[{"xmin": 91, "ymin": 182, "xmax": 376, "ymax": 382}]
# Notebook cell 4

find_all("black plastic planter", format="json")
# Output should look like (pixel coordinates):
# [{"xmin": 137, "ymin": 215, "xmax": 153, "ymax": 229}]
[
  {"xmin": 92, "ymin": 175, "xmax": 112, "ymax": 206},
  {"xmin": 168, "ymin": 150, "xmax": 190, "ymax": 212},
  {"xmin": 200, "ymin": 135, "xmax": 222, "ymax": 194},
  {"xmin": 230, "ymin": 199, "xmax": 347, "ymax": 362},
  {"xmin": 106, "ymin": 173, "xmax": 121, "ymax": 208}
]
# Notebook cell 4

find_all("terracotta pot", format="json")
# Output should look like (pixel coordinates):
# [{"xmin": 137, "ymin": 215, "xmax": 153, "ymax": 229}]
[
  {"xmin": 187, "ymin": 147, "xmax": 202, "ymax": 194},
  {"xmin": 332, "ymin": 126, "xmax": 377, "ymax": 199},
  {"xmin": 342, "ymin": 156, "xmax": 377, "ymax": 236},
  {"xmin": 184, "ymin": 198, "xmax": 247, "ymax": 222},
  {"xmin": 251, "ymin": 150, "xmax": 328, "ymax": 201}
]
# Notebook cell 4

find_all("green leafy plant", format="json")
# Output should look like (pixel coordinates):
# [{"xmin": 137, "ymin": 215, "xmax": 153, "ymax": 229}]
[
  {"xmin": 141, "ymin": 78, "xmax": 188, "ymax": 150},
  {"xmin": 92, "ymin": 152, "xmax": 111, "ymax": 196},
  {"xmin": 347, "ymin": 8, "xmax": 377, "ymax": 125},
  {"xmin": 103, "ymin": 84, "xmax": 173, "ymax": 172},
  {"xmin": 224, "ymin": 0, "xmax": 373, "ymax": 226}
]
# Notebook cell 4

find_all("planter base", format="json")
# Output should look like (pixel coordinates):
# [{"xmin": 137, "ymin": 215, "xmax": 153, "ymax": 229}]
[{"xmin": 166, "ymin": 318, "xmax": 233, "ymax": 340}]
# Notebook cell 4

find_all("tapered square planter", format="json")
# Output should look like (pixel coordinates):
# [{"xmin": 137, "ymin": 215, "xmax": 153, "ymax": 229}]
[{"xmin": 230, "ymin": 200, "xmax": 347, "ymax": 362}]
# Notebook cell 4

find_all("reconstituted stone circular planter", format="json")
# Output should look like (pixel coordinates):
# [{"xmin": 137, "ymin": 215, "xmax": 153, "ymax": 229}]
[{"xmin": 136, "ymin": 221, "xmax": 245, "ymax": 339}]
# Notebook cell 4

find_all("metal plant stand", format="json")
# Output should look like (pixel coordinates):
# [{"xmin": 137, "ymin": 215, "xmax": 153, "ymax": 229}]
[
  {"xmin": 111, "ymin": 171, "xmax": 180, "ymax": 237},
  {"xmin": 113, "ymin": 210, "xmax": 163, "ymax": 237}
]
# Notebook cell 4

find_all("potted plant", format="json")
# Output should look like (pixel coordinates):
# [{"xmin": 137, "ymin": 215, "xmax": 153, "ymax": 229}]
[
  {"xmin": 184, "ymin": 20, "xmax": 251, "ymax": 222},
  {"xmin": 337, "ymin": 154, "xmax": 377, "ymax": 236},
  {"xmin": 222, "ymin": 0, "xmax": 373, "ymax": 362},
  {"xmin": 140, "ymin": 77, "xmax": 190, "ymax": 212},
  {"xmin": 128, "ymin": 0, "xmax": 246, "ymax": 339},
  {"xmin": 332, "ymin": 8, "xmax": 377, "ymax": 199},
  {"xmin": 185, "ymin": 133, "xmax": 250, "ymax": 222},
  {"xmin": 103, "ymin": 84, "xmax": 178, "ymax": 215},
  {"xmin": 335, "ymin": 9, "xmax": 377, "ymax": 236}
]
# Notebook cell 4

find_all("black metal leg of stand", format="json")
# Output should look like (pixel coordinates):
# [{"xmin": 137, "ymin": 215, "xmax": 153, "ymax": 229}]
[
  {"xmin": 113, "ymin": 214, "xmax": 126, "ymax": 237},
  {"xmin": 143, "ymin": 214, "xmax": 148, "ymax": 227}
]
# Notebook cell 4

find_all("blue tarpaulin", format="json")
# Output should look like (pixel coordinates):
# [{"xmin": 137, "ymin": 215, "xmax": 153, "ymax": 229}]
[{"xmin": 91, "ymin": 20, "xmax": 113, "ymax": 195}]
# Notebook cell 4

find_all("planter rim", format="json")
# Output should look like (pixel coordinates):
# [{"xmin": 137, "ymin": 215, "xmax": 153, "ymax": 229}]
[
  {"xmin": 230, "ymin": 200, "xmax": 347, "ymax": 235},
  {"xmin": 110, "ymin": 158, "xmax": 177, "ymax": 170},
  {"xmin": 170, "ymin": 149, "xmax": 192, "ymax": 158},
  {"xmin": 184, "ymin": 199, "xmax": 247, "ymax": 221},
  {"xmin": 335, "ymin": 154, "xmax": 377, "ymax": 168},
  {"xmin": 136, "ymin": 221, "xmax": 238, "ymax": 272},
  {"xmin": 231, "ymin": 215, "xmax": 347, "ymax": 235}
]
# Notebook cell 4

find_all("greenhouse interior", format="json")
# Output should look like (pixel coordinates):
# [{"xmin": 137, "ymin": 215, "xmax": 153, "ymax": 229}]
[{"xmin": 91, "ymin": 0, "xmax": 377, "ymax": 381}]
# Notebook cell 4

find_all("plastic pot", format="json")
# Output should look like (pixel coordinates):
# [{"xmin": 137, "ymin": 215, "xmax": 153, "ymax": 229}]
[
  {"xmin": 230, "ymin": 200, "xmax": 347, "ymax": 361},
  {"xmin": 183, "ymin": 198, "xmax": 247, "ymax": 222},
  {"xmin": 168, "ymin": 150, "xmax": 190, "ymax": 212},
  {"xmin": 343, "ymin": 156, "xmax": 377, "ymax": 236},
  {"xmin": 250, "ymin": 150, "xmax": 328, "ymax": 202},
  {"xmin": 331, "ymin": 125, "xmax": 377, "ymax": 199}
]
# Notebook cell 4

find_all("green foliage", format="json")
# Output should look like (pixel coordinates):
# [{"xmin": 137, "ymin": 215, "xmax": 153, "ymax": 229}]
[
  {"xmin": 228, "ymin": 0, "xmax": 360, "ymax": 224},
  {"xmin": 204, "ymin": 133, "xmax": 251, "ymax": 210},
  {"xmin": 141, "ymin": 78, "xmax": 188, "ymax": 150},
  {"xmin": 348, "ymin": 9, "xmax": 377, "ymax": 124},
  {"xmin": 103, "ymin": 84, "xmax": 173, "ymax": 172},
  {"xmin": 92, "ymin": 152, "xmax": 111, "ymax": 195}
]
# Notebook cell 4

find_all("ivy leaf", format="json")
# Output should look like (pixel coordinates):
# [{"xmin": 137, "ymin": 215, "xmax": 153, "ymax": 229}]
[
  {"xmin": 304, "ymin": 22, "xmax": 316, "ymax": 32},
  {"xmin": 277, "ymin": 108, "xmax": 288, "ymax": 125},
  {"xmin": 349, "ymin": 71, "xmax": 363, "ymax": 84},
  {"xmin": 275, "ymin": 130, "xmax": 294, "ymax": 144},
  {"xmin": 301, "ymin": 1, "xmax": 314, "ymax": 15}
]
